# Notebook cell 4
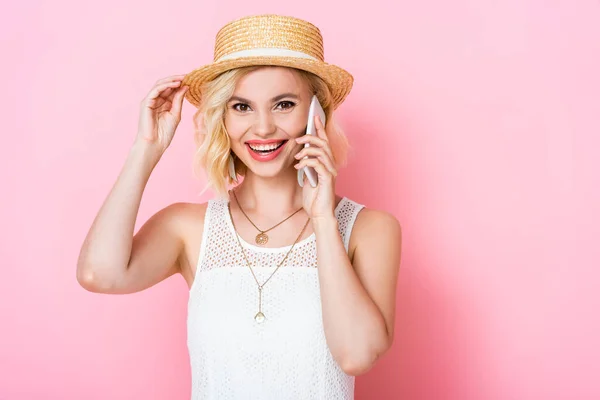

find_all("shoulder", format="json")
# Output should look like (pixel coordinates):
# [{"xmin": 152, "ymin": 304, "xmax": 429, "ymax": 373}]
[
  {"xmin": 355, "ymin": 207, "xmax": 401, "ymax": 231},
  {"xmin": 156, "ymin": 201, "xmax": 210, "ymax": 229},
  {"xmin": 147, "ymin": 201, "xmax": 211, "ymax": 249},
  {"xmin": 347, "ymin": 204, "xmax": 402, "ymax": 261}
]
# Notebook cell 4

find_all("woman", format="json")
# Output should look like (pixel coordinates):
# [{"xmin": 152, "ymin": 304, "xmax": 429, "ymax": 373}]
[{"xmin": 77, "ymin": 14, "xmax": 402, "ymax": 400}]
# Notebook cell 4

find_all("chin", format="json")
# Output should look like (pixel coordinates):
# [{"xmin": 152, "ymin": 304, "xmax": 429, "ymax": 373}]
[{"xmin": 243, "ymin": 161, "xmax": 292, "ymax": 179}]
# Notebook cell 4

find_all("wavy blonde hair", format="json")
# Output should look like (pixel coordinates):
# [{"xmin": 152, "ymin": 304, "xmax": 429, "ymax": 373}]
[{"xmin": 191, "ymin": 66, "xmax": 350, "ymax": 198}]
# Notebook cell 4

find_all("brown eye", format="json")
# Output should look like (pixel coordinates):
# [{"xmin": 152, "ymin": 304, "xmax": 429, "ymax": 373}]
[
  {"xmin": 233, "ymin": 103, "xmax": 251, "ymax": 112},
  {"xmin": 277, "ymin": 101, "xmax": 295, "ymax": 110}
]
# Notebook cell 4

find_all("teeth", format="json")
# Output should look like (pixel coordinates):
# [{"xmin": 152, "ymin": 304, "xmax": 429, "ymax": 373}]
[{"xmin": 248, "ymin": 142, "xmax": 284, "ymax": 151}]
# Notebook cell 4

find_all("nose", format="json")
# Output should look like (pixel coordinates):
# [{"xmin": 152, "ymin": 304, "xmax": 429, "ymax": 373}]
[{"xmin": 253, "ymin": 110, "xmax": 276, "ymax": 137}]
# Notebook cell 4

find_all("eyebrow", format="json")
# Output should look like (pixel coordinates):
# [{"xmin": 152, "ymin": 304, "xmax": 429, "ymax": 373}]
[{"xmin": 228, "ymin": 93, "xmax": 300, "ymax": 104}]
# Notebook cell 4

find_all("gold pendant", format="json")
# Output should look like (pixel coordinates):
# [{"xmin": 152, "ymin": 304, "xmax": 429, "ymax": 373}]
[
  {"xmin": 255, "ymin": 232, "xmax": 268, "ymax": 245},
  {"xmin": 254, "ymin": 312, "xmax": 265, "ymax": 323}
]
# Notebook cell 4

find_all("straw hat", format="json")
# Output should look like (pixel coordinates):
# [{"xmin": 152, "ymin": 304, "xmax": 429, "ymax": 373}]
[{"xmin": 182, "ymin": 14, "xmax": 353, "ymax": 110}]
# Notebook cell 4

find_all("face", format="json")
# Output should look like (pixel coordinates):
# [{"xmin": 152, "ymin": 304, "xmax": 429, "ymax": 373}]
[{"xmin": 224, "ymin": 66, "xmax": 312, "ymax": 178}]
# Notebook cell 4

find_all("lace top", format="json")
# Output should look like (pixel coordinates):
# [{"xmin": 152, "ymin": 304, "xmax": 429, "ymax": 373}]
[{"xmin": 187, "ymin": 196, "xmax": 365, "ymax": 400}]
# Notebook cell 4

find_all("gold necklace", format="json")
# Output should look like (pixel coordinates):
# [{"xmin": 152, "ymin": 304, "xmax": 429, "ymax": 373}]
[
  {"xmin": 232, "ymin": 190, "xmax": 304, "ymax": 246},
  {"xmin": 228, "ymin": 203, "xmax": 310, "ymax": 323}
]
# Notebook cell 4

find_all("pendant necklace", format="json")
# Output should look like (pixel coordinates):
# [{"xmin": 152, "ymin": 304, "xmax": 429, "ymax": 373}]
[{"xmin": 232, "ymin": 190, "xmax": 304, "ymax": 246}]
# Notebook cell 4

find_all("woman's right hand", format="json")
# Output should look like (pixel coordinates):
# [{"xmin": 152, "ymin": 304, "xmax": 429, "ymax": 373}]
[{"xmin": 135, "ymin": 74, "xmax": 189, "ymax": 154}]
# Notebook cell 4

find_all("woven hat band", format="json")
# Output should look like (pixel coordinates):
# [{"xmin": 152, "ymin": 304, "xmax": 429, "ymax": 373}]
[{"xmin": 216, "ymin": 48, "xmax": 319, "ymax": 62}]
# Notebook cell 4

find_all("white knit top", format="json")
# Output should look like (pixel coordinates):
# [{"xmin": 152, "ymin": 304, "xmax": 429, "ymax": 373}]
[{"xmin": 187, "ymin": 196, "xmax": 365, "ymax": 400}]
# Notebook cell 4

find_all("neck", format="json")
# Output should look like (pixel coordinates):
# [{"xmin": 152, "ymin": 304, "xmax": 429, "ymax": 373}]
[{"xmin": 231, "ymin": 167, "xmax": 303, "ymax": 215}]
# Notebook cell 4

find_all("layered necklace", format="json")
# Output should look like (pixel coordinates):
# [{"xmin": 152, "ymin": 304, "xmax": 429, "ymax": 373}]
[{"xmin": 229, "ymin": 191, "xmax": 310, "ymax": 323}]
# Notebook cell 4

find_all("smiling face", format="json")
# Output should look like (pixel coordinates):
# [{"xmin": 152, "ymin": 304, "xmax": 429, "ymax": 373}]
[{"xmin": 224, "ymin": 66, "xmax": 312, "ymax": 178}]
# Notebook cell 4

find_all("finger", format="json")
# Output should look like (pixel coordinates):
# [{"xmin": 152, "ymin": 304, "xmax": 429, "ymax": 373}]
[
  {"xmin": 155, "ymin": 74, "xmax": 187, "ymax": 85},
  {"xmin": 159, "ymin": 86, "xmax": 178, "ymax": 100},
  {"xmin": 295, "ymin": 158, "xmax": 336, "ymax": 181},
  {"xmin": 294, "ymin": 146, "xmax": 327, "ymax": 162},
  {"xmin": 159, "ymin": 81, "xmax": 185, "ymax": 102},
  {"xmin": 170, "ymin": 86, "xmax": 188, "ymax": 117},
  {"xmin": 303, "ymin": 171, "xmax": 309, "ymax": 186},
  {"xmin": 294, "ymin": 157, "xmax": 337, "ymax": 179},
  {"xmin": 314, "ymin": 115, "xmax": 328, "ymax": 141},
  {"xmin": 296, "ymin": 134, "xmax": 326, "ymax": 147},
  {"xmin": 315, "ymin": 153, "xmax": 338, "ymax": 177},
  {"xmin": 151, "ymin": 80, "xmax": 182, "ymax": 96},
  {"xmin": 313, "ymin": 152, "xmax": 338, "ymax": 177},
  {"xmin": 151, "ymin": 75, "xmax": 186, "ymax": 100},
  {"xmin": 143, "ymin": 81, "xmax": 182, "ymax": 108},
  {"xmin": 295, "ymin": 135, "xmax": 333, "ymax": 160}
]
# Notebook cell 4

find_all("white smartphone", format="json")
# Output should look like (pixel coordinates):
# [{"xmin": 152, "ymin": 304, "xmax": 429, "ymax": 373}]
[{"xmin": 298, "ymin": 95, "xmax": 326, "ymax": 188}]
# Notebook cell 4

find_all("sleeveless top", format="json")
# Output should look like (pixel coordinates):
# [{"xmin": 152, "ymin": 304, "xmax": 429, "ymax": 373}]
[{"xmin": 187, "ymin": 196, "xmax": 365, "ymax": 400}]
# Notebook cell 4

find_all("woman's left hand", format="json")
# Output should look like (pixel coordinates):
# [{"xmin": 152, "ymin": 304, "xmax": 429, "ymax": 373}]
[{"xmin": 294, "ymin": 115, "xmax": 338, "ymax": 220}]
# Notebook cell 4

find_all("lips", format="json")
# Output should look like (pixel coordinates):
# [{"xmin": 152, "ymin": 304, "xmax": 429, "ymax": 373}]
[{"xmin": 245, "ymin": 139, "xmax": 288, "ymax": 162}]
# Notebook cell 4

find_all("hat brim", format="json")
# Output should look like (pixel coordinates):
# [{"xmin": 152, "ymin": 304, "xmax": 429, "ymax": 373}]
[{"xmin": 182, "ymin": 57, "xmax": 353, "ymax": 110}]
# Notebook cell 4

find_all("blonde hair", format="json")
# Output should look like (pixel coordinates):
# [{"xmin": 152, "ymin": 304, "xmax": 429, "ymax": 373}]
[{"xmin": 191, "ymin": 66, "xmax": 350, "ymax": 198}]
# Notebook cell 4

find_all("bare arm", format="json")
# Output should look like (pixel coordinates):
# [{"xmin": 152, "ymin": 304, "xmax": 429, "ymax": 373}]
[
  {"xmin": 76, "ymin": 142, "xmax": 183, "ymax": 294},
  {"xmin": 76, "ymin": 75, "xmax": 190, "ymax": 294},
  {"xmin": 294, "ymin": 113, "xmax": 403, "ymax": 375},
  {"xmin": 313, "ymin": 209, "xmax": 402, "ymax": 376}
]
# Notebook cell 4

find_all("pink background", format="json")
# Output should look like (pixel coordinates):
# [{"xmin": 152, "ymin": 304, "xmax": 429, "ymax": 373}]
[{"xmin": 1, "ymin": 0, "xmax": 598, "ymax": 399}]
